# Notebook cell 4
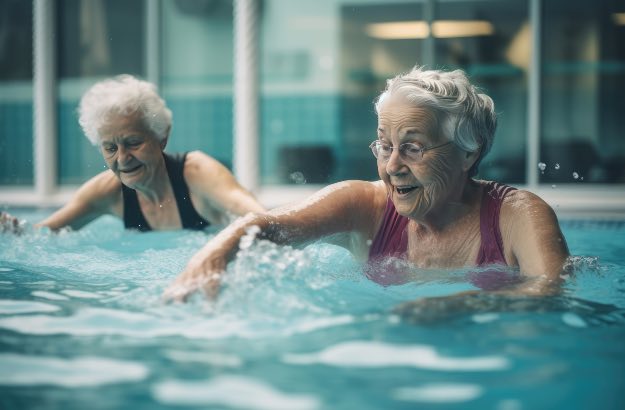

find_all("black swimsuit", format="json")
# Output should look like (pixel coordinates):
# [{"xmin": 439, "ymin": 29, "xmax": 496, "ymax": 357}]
[{"xmin": 121, "ymin": 152, "xmax": 210, "ymax": 231}]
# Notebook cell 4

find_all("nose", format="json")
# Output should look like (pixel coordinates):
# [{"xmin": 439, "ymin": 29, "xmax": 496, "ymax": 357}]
[
  {"xmin": 385, "ymin": 147, "xmax": 407, "ymax": 176},
  {"xmin": 116, "ymin": 145, "xmax": 133, "ymax": 165}
]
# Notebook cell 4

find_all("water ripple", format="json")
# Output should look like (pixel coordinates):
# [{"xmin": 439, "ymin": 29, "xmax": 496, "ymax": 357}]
[
  {"xmin": 0, "ymin": 300, "xmax": 60, "ymax": 314},
  {"xmin": 392, "ymin": 383, "xmax": 483, "ymax": 403},
  {"xmin": 152, "ymin": 375, "xmax": 320, "ymax": 410},
  {"xmin": 282, "ymin": 340, "xmax": 509, "ymax": 371},
  {"xmin": 0, "ymin": 353, "xmax": 148, "ymax": 387}
]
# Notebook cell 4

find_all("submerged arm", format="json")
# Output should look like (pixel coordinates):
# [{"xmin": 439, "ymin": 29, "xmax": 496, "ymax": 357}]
[
  {"xmin": 500, "ymin": 189, "xmax": 570, "ymax": 295},
  {"xmin": 395, "ymin": 189, "xmax": 571, "ymax": 323},
  {"xmin": 163, "ymin": 180, "xmax": 383, "ymax": 302}
]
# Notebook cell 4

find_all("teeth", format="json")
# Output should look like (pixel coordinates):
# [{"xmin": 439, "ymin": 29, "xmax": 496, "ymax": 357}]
[{"xmin": 396, "ymin": 186, "xmax": 417, "ymax": 194}]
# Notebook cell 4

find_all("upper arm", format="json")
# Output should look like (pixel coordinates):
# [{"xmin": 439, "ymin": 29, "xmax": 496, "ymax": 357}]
[
  {"xmin": 264, "ymin": 180, "xmax": 385, "ymax": 247},
  {"xmin": 502, "ymin": 190, "xmax": 569, "ymax": 279},
  {"xmin": 36, "ymin": 172, "xmax": 121, "ymax": 231},
  {"xmin": 184, "ymin": 151, "xmax": 265, "ymax": 217}
]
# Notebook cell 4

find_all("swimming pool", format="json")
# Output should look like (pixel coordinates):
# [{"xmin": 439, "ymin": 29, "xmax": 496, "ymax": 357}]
[{"xmin": 1, "ymin": 208, "xmax": 624, "ymax": 409}]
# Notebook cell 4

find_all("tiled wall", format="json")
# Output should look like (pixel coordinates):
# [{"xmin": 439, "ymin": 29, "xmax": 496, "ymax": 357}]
[
  {"xmin": 165, "ymin": 95, "xmax": 234, "ymax": 169},
  {"xmin": 0, "ymin": 102, "xmax": 33, "ymax": 185},
  {"xmin": 1, "ymin": 95, "xmax": 351, "ymax": 186},
  {"xmin": 261, "ymin": 95, "xmax": 340, "ymax": 184}
]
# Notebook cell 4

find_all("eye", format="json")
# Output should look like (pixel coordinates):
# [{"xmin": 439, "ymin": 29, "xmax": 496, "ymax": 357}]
[
  {"xmin": 103, "ymin": 145, "xmax": 117, "ymax": 153},
  {"xmin": 401, "ymin": 143, "xmax": 422, "ymax": 155},
  {"xmin": 126, "ymin": 138, "xmax": 143, "ymax": 148},
  {"xmin": 378, "ymin": 141, "xmax": 392, "ymax": 153}
]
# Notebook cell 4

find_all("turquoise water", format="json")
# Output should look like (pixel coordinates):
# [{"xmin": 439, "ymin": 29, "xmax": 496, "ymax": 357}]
[{"xmin": 1, "ymin": 209, "xmax": 624, "ymax": 409}]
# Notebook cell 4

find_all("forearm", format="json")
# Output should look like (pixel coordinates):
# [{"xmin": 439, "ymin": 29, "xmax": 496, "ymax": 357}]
[
  {"xmin": 186, "ymin": 212, "xmax": 273, "ymax": 271},
  {"xmin": 165, "ymin": 212, "xmax": 275, "ymax": 301}
]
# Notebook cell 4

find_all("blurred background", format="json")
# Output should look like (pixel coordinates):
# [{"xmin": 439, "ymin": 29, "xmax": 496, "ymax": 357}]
[{"xmin": 0, "ymin": 0, "xmax": 624, "ymax": 215}]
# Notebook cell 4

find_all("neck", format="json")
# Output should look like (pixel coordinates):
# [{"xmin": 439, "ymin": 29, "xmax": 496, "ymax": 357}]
[
  {"xmin": 133, "ymin": 156, "xmax": 171, "ymax": 204},
  {"xmin": 411, "ymin": 178, "xmax": 481, "ymax": 234}
]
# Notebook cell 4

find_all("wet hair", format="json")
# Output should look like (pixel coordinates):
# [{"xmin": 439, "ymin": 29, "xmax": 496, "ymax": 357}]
[
  {"xmin": 374, "ymin": 66, "xmax": 497, "ymax": 177},
  {"xmin": 78, "ymin": 74, "xmax": 173, "ymax": 145}
]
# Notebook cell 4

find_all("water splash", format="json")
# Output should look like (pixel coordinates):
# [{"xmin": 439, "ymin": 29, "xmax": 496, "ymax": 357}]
[
  {"xmin": 573, "ymin": 172, "xmax": 579, "ymax": 180},
  {"xmin": 289, "ymin": 171, "xmax": 307, "ymax": 185},
  {"xmin": 554, "ymin": 163, "xmax": 560, "ymax": 170},
  {"xmin": 538, "ymin": 162, "xmax": 546, "ymax": 173}
]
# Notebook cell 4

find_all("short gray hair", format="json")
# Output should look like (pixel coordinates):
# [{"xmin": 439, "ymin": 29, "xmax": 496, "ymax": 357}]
[
  {"xmin": 78, "ymin": 75, "xmax": 173, "ymax": 145},
  {"xmin": 375, "ymin": 66, "xmax": 496, "ymax": 177}
]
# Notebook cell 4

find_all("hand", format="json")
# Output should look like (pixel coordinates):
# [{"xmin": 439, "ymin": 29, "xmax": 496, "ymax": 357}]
[
  {"xmin": 162, "ymin": 252, "xmax": 226, "ymax": 303},
  {"xmin": 0, "ymin": 211, "xmax": 24, "ymax": 234}
]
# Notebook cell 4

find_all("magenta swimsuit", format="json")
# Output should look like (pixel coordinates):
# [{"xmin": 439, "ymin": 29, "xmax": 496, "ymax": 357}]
[{"xmin": 367, "ymin": 181, "xmax": 517, "ymax": 289}]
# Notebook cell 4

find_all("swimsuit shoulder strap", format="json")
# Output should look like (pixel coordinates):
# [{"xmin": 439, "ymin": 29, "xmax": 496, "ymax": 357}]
[
  {"xmin": 476, "ymin": 181, "xmax": 517, "ymax": 265},
  {"xmin": 163, "ymin": 152, "xmax": 210, "ymax": 230},
  {"xmin": 368, "ymin": 196, "xmax": 409, "ymax": 260},
  {"xmin": 121, "ymin": 183, "xmax": 152, "ymax": 231}
]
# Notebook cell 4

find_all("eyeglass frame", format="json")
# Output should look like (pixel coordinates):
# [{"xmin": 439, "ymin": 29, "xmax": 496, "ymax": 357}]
[{"xmin": 369, "ymin": 139, "xmax": 454, "ymax": 162}]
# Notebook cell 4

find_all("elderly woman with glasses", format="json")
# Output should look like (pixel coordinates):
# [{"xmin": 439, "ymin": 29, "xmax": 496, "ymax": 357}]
[
  {"xmin": 165, "ymin": 66, "xmax": 569, "ymax": 306},
  {"xmin": 1, "ymin": 75, "xmax": 265, "ymax": 233}
]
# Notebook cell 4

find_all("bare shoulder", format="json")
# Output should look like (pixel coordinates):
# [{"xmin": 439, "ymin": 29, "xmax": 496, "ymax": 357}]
[
  {"xmin": 501, "ymin": 188, "xmax": 558, "ymax": 223},
  {"xmin": 500, "ymin": 187, "xmax": 569, "ymax": 277},
  {"xmin": 183, "ymin": 151, "xmax": 231, "ymax": 183},
  {"xmin": 76, "ymin": 170, "xmax": 122, "ymax": 206},
  {"xmin": 295, "ymin": 179, "xmax": 385, "ymax": 209}
]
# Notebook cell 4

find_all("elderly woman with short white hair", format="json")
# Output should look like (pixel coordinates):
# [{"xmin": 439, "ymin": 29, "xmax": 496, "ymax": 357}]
[
  {"xmin": 165, "ymin": 66, "xmax": 569, "ymax": 303},
  {"xmin": 4, "ymin": 75, "xmax": 264, "ymax": 232}
]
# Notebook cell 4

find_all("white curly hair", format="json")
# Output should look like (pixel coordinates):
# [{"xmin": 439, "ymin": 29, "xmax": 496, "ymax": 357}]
[
  {"xmin": 78, "ymin": 74, "xmax": 173, "ymax": 145},
  {"xmin": 375, "ymin": 66, "xmax": 497, "ymax": 177}
]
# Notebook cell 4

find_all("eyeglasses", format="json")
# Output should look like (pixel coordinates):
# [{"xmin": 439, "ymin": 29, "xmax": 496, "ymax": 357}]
[{"xmin": 369, "ymin": 140, "xmax": 454, "ymax": 162}]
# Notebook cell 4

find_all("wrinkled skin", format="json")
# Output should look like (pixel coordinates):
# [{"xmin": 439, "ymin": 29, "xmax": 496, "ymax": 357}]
[{"xmin": 375, "ymin": 97, "xmax": 479, "ymax": 226}]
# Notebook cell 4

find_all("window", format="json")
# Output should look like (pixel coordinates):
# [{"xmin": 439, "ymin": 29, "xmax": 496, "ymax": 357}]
[
  {"xmin": 56, "ymin": 0, "xmax": 145, "ymax": 184},
  {"xmin": 0, "ymin": 0, "xmax": 33, "ymax": 185},
  {"xmin": 541, "ymin": 0, "xmax": 625, "ymax": 184}
]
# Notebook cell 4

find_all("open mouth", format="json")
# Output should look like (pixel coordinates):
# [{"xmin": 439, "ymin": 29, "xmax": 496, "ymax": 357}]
[{"xmin": 395, "ymin": 185, "xmax": 419, "ymax": 195}]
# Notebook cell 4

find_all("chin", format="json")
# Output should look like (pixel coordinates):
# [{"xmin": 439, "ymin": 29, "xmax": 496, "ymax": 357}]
[{"xmin": 119, "ymin": 174, "xmax": 142, "ymax": 188}]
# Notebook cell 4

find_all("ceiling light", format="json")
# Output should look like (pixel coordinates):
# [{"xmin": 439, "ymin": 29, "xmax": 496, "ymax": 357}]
[
  {"xmin": 366, "ymin": 20, "xmax": 494, "ymax": 40},
  {"xmin": 365, "ymin": 21, "xmax": 430, "ymax": 39}
]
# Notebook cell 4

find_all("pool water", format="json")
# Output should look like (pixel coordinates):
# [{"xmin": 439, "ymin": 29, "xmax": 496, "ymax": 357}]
[{"xmin": 1, "ymin": 209, "xmax": 624, "ymax": 409}]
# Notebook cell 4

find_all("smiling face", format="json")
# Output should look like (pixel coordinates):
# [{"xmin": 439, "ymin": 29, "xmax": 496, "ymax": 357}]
[
  {"xmin": 98, "ymin": 112, "xmax": 166, "ymax": 189},
  {"xmin": 376, "ymin": 97, "xmax": 475, "ymax": 221}
]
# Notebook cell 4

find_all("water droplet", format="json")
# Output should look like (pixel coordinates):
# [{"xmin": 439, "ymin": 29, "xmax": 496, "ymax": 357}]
[
  {"xmin": 289, "ymin": 171, "xmax": 306, "ymax": 185},
  {"xmin": 554, "ymin": 163, "xmax": 560, "ymax": 170},
  {"xmin": 538, "ymin": 162, "xmax": 546, "ymax": 172},
  {"xmin": 580, "ymin": 176, "xmax": 584, "ymax": 181},
  {"xmin": 573, "ymin": 172, "xmax": 579, "ymax": 179},
  {"xmin": 551, "ymin": 184, "xmax": 557, "ymax": 189}
]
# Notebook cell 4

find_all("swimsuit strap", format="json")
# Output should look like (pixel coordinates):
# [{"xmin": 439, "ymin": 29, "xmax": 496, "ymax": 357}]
[
  {"xmin": 368, "ymin": 196, "xmax": 409, "ymax": 260},
  {"xmin": 121, "ymin": 183, "xmax": 151, "ymax": 231},
  {"xmin": 163, "ymin": 152, "xmax": 210, "ymax": 230},
  {"xmin": 121, "ymin": 152, "xmax": 210, "ymax": 231},
  {"xmin": 475, "ymin": 181, "xmax": 517, "ymax": 265}
]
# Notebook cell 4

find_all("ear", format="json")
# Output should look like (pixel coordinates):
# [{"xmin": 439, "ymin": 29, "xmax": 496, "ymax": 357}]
[
  {"xmin": 160, "ymin": 127, "xmax": 171, "ymax": 150},
  {"xmin": 462, "ymin": 148, "xmax": 480, "ymax": 173}
]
